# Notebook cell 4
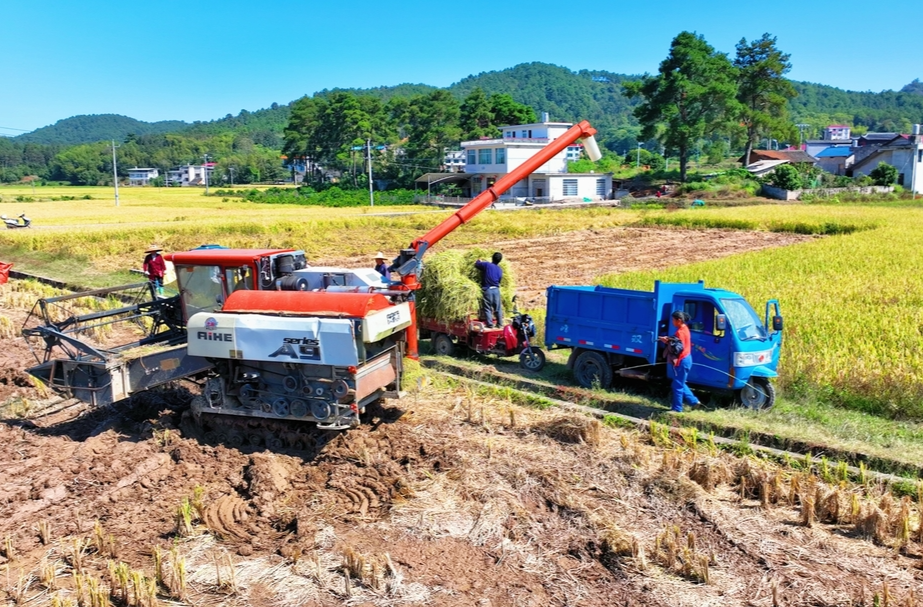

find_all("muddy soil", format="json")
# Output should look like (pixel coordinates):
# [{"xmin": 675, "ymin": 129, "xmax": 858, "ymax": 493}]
[
  {"xmin": 1, "ymin": 382, "xmax": 922, "ymax": 606},
  {"xmin": 6, "ymin": 226, "xmax": 917, "ymax": 607}
]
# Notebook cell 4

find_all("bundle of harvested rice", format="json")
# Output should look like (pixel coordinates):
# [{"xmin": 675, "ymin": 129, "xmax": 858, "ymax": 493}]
[{"xmin": 417, "ymin": 248, "xmax": 515, "ymax": 323}]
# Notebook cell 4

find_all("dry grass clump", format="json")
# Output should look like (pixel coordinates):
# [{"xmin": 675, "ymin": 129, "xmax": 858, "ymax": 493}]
[
  {"xmin": 653, "ymin": 525, "xmax": 712, "ymax": 584},
  {"xmin": 341, "ymin": 547, "xmax": 402, "ymax": 596},
  {"xmin": 416, "ymin": 248, "xmax": 515, "ymax": 322},
  {"xmin": 535, "ymin": 414, "xmax": 601, "ymax": 446},
  {"xmin": 855, "ymin": 504, "xmax": 890, "ymax": 544},
  {"xmin": 688, "ymin": 458, "xmax": 732, "ymax": 492},
  {"xmin": 0, "ymin": 315, "xmax": 15, "ymax": 339},
  {"xmin": 598, "ymin": 523, "xmax": 635, "ymax": 568}
]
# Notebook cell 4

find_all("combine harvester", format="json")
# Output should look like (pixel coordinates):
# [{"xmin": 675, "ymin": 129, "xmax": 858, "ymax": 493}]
[{"xmin": 22, "ymin": 121, "xmax": 604, "ymax": 445}]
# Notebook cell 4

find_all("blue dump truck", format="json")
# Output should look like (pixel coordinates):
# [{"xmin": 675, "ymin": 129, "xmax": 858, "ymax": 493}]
[{"xmin": 545, "ymin": 281, "xmax": 782, "ymax": 409}]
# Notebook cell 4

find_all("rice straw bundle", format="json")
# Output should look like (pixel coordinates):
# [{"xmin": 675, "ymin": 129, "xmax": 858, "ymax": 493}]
[{"xmin": 417, "ymin": 248, "xmax": 515, "ymax": 323}]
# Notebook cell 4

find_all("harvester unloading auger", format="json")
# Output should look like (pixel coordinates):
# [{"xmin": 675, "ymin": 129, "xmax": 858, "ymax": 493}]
[{"xmin": 22, "ymin": 121, "xmax": 602, "ymax": 441}]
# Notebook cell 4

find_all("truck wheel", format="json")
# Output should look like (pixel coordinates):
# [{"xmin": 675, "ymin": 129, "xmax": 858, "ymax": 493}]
[
  {"xmin": 737, "ymin": 377, "xmax": 775, "ymax": 410},
  {"xmin": 519, "ymin": 348, "xmax": 546, "ymax": 371},
  {"xmin": 573, "ymin": 351, "xmax": 612, "ymax": 389},
  {"xmin": 433, "ymin": 333, "xmax": 455, "ymax": 356}
]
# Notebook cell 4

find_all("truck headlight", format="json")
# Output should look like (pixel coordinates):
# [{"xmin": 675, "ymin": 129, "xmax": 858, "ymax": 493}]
[{"xmin": 733, "ymin": 348, "xmax": 774, "ymax": 367}]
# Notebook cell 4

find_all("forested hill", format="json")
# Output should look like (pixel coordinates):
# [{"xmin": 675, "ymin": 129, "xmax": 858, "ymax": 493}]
[
  {"xmin": 11, "ymin": 63, "xmax": 923, "ymax": 147},
  {"xmin": 15, "ymin": 114, "xmax": 189, "ymax": 145},
  {"xmin": 450, "ymin": 63, "xmax": 641, "ymax": 146},
  {"xmin": 902, "ymin": 79, "xmax": 923, "ymax": 95},
  {"xmin": 182, "ymin": 103, "xmax": 292, "ymax": 149}
]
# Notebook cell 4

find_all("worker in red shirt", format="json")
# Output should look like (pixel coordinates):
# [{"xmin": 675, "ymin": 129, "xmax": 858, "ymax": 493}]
[
  {"xmin": 659, "ymin": 310, "xmax": 702, "ymax": 412},
  {"xmin": 143, "ymin": 244, "xmax": 166, "ymax": 296}
]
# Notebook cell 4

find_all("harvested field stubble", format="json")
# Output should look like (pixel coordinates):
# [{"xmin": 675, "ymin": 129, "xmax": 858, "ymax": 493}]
[{"xmin": 1, "ymin": 371, "xmax": 923, "ymax": 605}]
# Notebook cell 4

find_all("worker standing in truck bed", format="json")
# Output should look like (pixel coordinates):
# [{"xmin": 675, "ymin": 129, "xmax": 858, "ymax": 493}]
[{"xmin": 475, "ymin": 252, "xmax": 504, "ymax": 328}]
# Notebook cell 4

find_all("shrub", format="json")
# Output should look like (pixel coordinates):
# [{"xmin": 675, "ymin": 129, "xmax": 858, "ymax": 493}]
[
  {"xmin": 869, "ymin": 162, "xmax": 898, "ymax": 186},
  {"xmin": 767, "ymin": 164, "xmax": 802, "ymax": 190}
]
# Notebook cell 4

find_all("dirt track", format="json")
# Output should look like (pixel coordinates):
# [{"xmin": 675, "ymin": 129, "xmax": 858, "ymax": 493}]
[
  {"xmin": 5, "ymin": 226, "xmax": 920, "ymax": 606},
  {"xmin": 319, "ymin": 226, "xmax": 815, "ymax": 308}
]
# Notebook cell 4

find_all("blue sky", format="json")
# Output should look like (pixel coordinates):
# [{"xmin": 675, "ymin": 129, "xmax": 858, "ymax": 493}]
[{"xmin": 2, "ymin": 0, "xmax": 921, "ymax": 134}]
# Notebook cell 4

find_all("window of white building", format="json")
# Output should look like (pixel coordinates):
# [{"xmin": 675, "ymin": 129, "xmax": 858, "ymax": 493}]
[
  {"xmin": 495, "ymin": 148, "xmax": 506, "ymax": 164},
  {"xmin": 467, "ymin": 150, "xmax": 476, "ymax": 165},
  {"xmin": 563, "ymin": 179, "xmax": 578, "ymax": 196},
  {"xmin": 478, "ymin": 149, "xmax": 492, "ymax": 164},
  {"xmin": 596, "ymin": 179, "xmax": 606, "ymax": 196}
]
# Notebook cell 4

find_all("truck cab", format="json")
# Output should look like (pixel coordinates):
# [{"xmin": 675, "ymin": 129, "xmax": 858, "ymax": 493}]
[{"xmin": 666, "ymin": 285, "xmax": 782, "ymax": 408}]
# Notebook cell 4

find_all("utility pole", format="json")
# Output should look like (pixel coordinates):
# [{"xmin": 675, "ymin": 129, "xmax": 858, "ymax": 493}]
[
  {"xmin": 636, "ymin": 142, "xmax": 643, "ymax": 170},
  {"xmin": 111, "ymin": 140, "xmax": 120, "ymax": 207},
  {"xmin": 367, "ymin": 138, "xmax": 374, "ymax": 207},
  {"xmin": 229, "ymin": 167, "xmax": 235, "ymax": 187},
  {"xmin": 203, "ymin": 154, "xmax": 210, "ymax": 195},
  {"xmin": 796, "ymin": 123, "xmax": 810, "ymax": 150}
]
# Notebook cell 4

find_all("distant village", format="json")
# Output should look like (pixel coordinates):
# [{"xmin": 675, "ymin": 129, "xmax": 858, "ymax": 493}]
[{"xmin": 125, "ymin": 117, "xmax": 923, "ymax": 199}]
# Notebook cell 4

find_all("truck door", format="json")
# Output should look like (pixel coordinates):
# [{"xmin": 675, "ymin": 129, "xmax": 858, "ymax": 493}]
[{"xmin": 675, "ymin": 297, "xmax": 731, "ymax": 387}]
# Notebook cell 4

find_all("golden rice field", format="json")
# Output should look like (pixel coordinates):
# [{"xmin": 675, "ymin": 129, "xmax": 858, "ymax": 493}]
[
  {"xmin": 0, "ymin": 185, "xmax": 635, "ymax": 279},
  {"xmin": 600, "ymin": 202, "xmax": 923, "ymax": 419},
  {"xmin": 3, "ymin": 183, "xmax": 923, "ymax": 419}
]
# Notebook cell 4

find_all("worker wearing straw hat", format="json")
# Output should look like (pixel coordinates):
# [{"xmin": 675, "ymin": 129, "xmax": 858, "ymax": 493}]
[
  {"xmin": 143, "ymin": 244, "xmax": 166, "ymax": 296},
  {"xmin": 373, "ymin": 252, "xmax": 390, "ymax": 278}
]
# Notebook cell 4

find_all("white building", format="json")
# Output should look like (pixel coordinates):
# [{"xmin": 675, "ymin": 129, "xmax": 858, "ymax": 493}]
[
  {"xmin": 850, "ymin": 125, "xmax": 923, "ymax": 193},
  {"xmin": 823, "ymin": 125, "xmax": 851, "ymax": 140},
  {"xmin": 167, "ymin": 163, "xmax": 216, "ymax": 187},
  {"xmin": 443, "ymin": 150, "xmax": 465, "ymax": 173},
  {"xmin": 127, "ymin": 168, "xmax": 159, "ymax": 186},
  {"xmin": 461, "ymin": 120, "xmax": 611, "ymax": 201}
]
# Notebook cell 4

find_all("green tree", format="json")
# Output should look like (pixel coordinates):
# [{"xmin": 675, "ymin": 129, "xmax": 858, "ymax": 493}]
[
  {"xmin": 488, "ymin": 93, "xmax": 535, "ymax": 128},
  {"xmin": 869, "ymin": 162, "xmax": 899, "ymax": 186},
  {"xmin": 624, "ymin": 32, "xmax": 739, "ymax": 182},
  {"xmin": 460, "ymin": 88, "xmax": 495, "ymax": 139},
  {"xmin": 282, "ymin": 93, "xmax": 394, "ymax": 188},
  {"xmin": 398, "ymin": 90, "xmax": 461, "ymax": 186},
  {"xmin": 734, "ymin": 33, "xmax": 797, "ymax": 166},
  {"xmin": 705, "ymin": 139, "xmax": 729, "ymax": 165}
]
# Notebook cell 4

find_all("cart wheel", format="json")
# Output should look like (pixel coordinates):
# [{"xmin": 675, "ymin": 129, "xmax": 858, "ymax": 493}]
[
  {"xmin": 736, "ymin": 377, "xmax": 775, "ymax": 410},
  {"xmin": 519, "ymin": 348, "xmax": 546, "ymax": 371},
  {"xmin": 433, "ymin": 333, "xmax": 456, "ymax": 356},
  {"xmin": 573, "ymin": 350, "xmax": 612, "ymax": 389}
]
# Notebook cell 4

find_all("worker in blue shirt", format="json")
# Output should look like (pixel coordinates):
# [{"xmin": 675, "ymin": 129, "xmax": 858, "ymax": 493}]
[
  {"xmin": 475, "ymin": 252, "xmax": 504, "ymax": 328},
  {"xmin": 373, "ymin": 252, "xmax": 390, "ymax": 277}
]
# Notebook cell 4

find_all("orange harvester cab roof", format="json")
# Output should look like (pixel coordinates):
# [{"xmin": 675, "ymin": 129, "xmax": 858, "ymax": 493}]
[
  {"xmin": 165, "ymin": 248, "xmax": 296, "ymax": 266},
  {"xmin": 221, "ymin": 290, "xmax": 394, "ymax": 318}
]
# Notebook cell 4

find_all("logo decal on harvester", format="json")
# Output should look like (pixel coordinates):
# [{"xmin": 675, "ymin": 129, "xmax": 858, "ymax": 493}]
[
  {"xmin": 197, "ymin": 330, "xmax": 232, "ymax": 341},
  {"xmin": 204, "ymin": 317, "xmax": 218, "ymax": 330},
  {"xmin": 386, "ymin": 310, "xmax": 400, "ymax": 324},
  {"xmin": 268, "ymin": 337, "xmax": 321, "ymax": 361}
]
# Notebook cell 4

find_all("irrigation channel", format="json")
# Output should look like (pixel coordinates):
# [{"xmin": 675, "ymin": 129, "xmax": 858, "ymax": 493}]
[{"xmin": 420, "ymin": 357, "xmax": 923, "ymax": 487}]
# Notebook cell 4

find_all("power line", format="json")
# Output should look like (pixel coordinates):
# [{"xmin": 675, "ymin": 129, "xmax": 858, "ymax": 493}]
[{"xmin": 0, "ymin": 126, "xmax": 30, "ymax": 132}]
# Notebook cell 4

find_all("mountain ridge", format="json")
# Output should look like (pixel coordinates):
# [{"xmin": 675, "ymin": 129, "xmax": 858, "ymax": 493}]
[{"xmin": 12, "ymin": 63, "xmax": 923, "ymax": 146}]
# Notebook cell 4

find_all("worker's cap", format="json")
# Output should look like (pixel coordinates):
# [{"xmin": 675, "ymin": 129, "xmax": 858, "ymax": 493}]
[
  {"xmin": 145, "ymin": 244, "xmax": 163, "ymax": 253},
  {"xmin": 374, "ymin": 251, "xmax": 387, "ymax": 260}
]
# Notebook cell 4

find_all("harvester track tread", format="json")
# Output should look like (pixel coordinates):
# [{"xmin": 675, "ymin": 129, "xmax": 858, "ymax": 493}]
[{"xmin": 191, "ymin": 409, "xmax": 339, "ymax": 456}]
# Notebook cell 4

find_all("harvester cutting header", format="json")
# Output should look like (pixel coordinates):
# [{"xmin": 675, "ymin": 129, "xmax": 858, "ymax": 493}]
[{"xmin": 23, "ymin": 121, "xmax": 603, "ymax": 437}]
